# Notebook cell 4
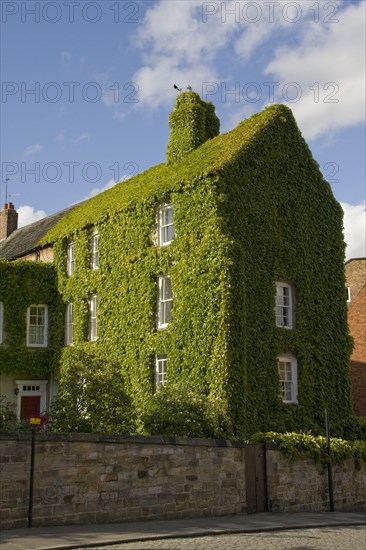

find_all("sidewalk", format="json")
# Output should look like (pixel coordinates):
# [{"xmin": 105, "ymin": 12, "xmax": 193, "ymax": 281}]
[{"xmin": 0, "ymin": 512, "xmax": 365, "ymax": 550}]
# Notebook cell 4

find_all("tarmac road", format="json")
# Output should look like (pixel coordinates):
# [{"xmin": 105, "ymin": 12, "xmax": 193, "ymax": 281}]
[{"xmin": 79, "ymin": 525, "xmax": 366, "ymax": 550}]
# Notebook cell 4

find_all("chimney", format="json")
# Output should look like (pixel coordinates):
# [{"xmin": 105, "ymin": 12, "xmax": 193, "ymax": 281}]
[
  {"xmin": 166, "ymin": 91, "xmax": 220, "ymax": 165},
  {"xmin": 0, "ymin": 203, "xmax": 18, "ymax": 240}
]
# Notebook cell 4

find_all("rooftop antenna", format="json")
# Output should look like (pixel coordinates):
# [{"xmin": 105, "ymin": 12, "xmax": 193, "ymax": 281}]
[
  {"xmin": 7, "ymin": 192, "xmax": 20, "ymax": 201},
  {"xmin": 4, "ymin": 177, "xmax": 10, "ymax": 204},
  {"xmin": 4, "ymin": 178, "xmax": 19, "ymax": 205}
]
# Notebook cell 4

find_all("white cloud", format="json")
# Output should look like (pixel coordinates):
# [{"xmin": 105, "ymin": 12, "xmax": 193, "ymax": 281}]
[
  {"xmin": 23, "ymin": 144, "xmax": 43, "ymax": 157},
  {"xmin": 56, "ymin": 129, "xmax": 67, "ymax": 141},
  {"xmin": 132, "ymin": 0, "xmax": 236, "ymax": 108},
  {"xmin": 131, "ymin": 0, "xmax": 364, "ymax": 143},
  {"xmin": 94, "ymin": 72, "xmax": 126, "ymax": 120},
  {"xmin": 82, "ymin": 178, "xmax": 118, "ymax": 201},
  {"xmin": 341, "ymin": 202, "xmax": 366, "ymax": 260},
  {"xmin": 17, "ymin": 206, "xmax": 47, "ymax": 228},
  {"xmin": 264, "ymin": 2, "xmax": 366, "ymax": 140},
  {"xmin": 74, "ymin": 133, "xmax": 91, "ymax": 144}
]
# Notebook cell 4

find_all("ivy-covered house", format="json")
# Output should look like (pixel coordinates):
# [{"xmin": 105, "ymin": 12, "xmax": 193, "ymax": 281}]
[
  {"xmin": 0, "ymin": 92, "xmax": 352, "ymax": 435},
  {"xmin": 0, "ymin": 207, "xmax": 77, "ymax": 420}
]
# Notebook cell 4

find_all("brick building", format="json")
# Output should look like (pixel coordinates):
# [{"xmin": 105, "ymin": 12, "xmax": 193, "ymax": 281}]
[{"xmin": 346, "ymin": 258, "xmax": 366, "ymax": 416}]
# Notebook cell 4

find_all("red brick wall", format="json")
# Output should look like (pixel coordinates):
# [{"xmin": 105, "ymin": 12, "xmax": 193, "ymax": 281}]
[{"xmin": 346, "ymin": 259, "xmax": 366, "ymax": 416}]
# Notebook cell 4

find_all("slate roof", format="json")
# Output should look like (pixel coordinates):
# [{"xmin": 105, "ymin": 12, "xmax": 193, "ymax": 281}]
[{"xmin": 0, "ymin": 205, "xmax": 78, "ymax": 260}]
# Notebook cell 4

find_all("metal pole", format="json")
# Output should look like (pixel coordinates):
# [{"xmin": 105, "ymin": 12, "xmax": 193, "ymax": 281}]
[
  {"xmin": 325, "ymin": 409, "xmax": 334, "ymax": 512},
  {"xmin": 28, "ymin": 426, "xmax": 36, "ymax": 528}
]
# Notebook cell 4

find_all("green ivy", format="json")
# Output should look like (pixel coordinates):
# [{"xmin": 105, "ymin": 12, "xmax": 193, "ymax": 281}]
[
  {"xmin": 0, "ymin": 259, "xmax": 63, "ymax": 377},
  {"xmin": 166, "ymin": 91, "xmax": 220, "ymax": 164},
  {"xmin": 249, "ymin": 431, "xmax": 366, "ymax": 468},
  {"xmin": 33, "ymin": 98, "xmax": 352, "ymax": 437}
]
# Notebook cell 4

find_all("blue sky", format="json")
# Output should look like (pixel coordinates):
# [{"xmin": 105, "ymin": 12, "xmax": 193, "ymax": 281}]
[{"xmin": 1, "ymin": 0, "xmax": 365, "ymax": 259}]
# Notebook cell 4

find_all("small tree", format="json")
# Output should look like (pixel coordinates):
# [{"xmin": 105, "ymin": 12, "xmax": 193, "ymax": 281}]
[{"xmin": 50, "ymin": 346, "xmax": 137, "ymax": 434}]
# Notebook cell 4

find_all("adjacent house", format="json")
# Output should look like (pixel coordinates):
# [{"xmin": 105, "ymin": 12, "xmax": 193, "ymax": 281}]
[
  {"xmin": 345, "ymin": 258, "xmax": 366, "ymax": 416},
  {"xmin": 0, "ymin": 92, "xmax": 353, "ymax": 435}
]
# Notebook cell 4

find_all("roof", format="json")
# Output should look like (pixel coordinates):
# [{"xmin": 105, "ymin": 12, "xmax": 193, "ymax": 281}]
[
  {"xmin": 41, "ymin": 103, "xmax": 309, "ymax": 245},
  {"xmin": 345, "ymin": 257, "xmax": 366, "ymax": 265},
  {"xmin": 0, "ymin": 205, "xmax": 79, "ymax": 260}
]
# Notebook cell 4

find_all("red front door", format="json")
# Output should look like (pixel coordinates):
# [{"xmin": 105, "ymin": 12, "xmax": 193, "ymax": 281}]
[{"xmin": 20, "ymin": 396, "xmax": 41, "ymax": 420}]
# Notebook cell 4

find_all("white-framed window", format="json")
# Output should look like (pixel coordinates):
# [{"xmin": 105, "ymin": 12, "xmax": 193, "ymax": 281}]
[
  {"xmin": 67, "ymin": 241, "xmax": 75, "ymax": 276},
  {"xmin": 155, "ymin": 355, "xmax": 167, "ymax": 391},
  {"xmin": 278, "ymin": 354, "xmax": 298, "ymax": 404},
  {"xmin": 346, "ymin": 287, "xmax": 351, "ymax": 303},
  {"xmin": 65, "ymin": 302, "xmax": 74, "ymax": 346},
  {"xmin": 89, "ymin": 294, "xmax": 98, "ymax": 341},
  {"xmin": 91, "ymin": 231, "xmax": 99, "ymax": 269},
  {"xmin": 157, "ymin": 276, "xmax": 173, "ymax": 329},
  {"xmin": 158, "ymin": 204, "xmax": 175, "ymax": 246},
  {"xmin": 26, "ymin": 305, "xmax": 48, "ymax": 348},
  {"xmin": 0, "ymin": 302, "xmax": 3, "ymax": 345},
  {"xmin": 275, "ymin": 282, "xmax": 294, "ymax": 329}
]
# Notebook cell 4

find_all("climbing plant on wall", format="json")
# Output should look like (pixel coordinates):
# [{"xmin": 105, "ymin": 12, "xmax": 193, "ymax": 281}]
[
  {"xmin": 0, "ymin": 259, "xmax": 63, "ymax": 377},
  {"xmin": 38, "ymin": 97, "xmax": 352, "ymax": 438}
]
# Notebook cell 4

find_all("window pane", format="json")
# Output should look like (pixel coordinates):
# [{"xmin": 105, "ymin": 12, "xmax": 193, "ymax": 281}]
[
  {"xmin": 91, "ymin": 233, "xmax": 99, "ymax": 269},
  {"xmin": 67, "ymin": 242, "xmax": 75, "ymax": 275},
  {"xmin": 162, "ymin": 277, "xmax": 172, "ymax": 300},
  {"xmin": 278, "ymin": 356, "xmax": 297, "ymax": 403},
  {"xmin": 27, "ymin": 306, "xmax": 47, "ymax": 346},
  {"xmin": 158, "ymin": 277, "xmax": 173, "ymax": 328},
  {"xmin": 159, "ymin": 204, "xmax": 175, "ymax": 245},
  {"xmin": 155, "ymin": 355, "xmax": 167, "ymax": 390},
  {"xmin": 163, "ymin": 300, "xmax": 173, "ymax": 325},
  {"xmin": 275, "ymin": 283, "xmax": 293, "ymax": 328},
  {"xmin": 65, "ymin": 303, "xmax": 74, "ymax": 346},
  {"xmin": 89, "ymin": 296, "xmax": 98, "ymax": 340}
]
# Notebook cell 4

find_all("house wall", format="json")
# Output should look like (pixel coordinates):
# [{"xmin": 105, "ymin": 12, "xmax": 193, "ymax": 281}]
[
  {"xmin": 1, "ymin": 433, "xmax": 364, "ymax": 530},
  {"xmin": 346, "ymin": 259, "xmax": 366, "ymax": 416},
  {"xmin": 266, "ymin": 448, "xmax": 366, "ymax": 512},
  {"xmin": 346, "ymin": 259, "xmax": 366, "ymax": 300},
  {"xmin": 222, "ymin": 107, "xmax": 352, "ymax": 433},
  {"xmin": 0, "ymin": 260, "xmax": 62, "ymax": 390},
  {"xmin": 19, "ymin": 247, "xmax": 54, "ymax": 263}
]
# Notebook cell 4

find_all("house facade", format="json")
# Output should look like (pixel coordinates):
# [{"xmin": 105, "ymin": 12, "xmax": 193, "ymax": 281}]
[
  {"xmin": 346, "ymin": 258, "xmax": 366, "ymax": 416},
  {"xmin": 0, "ymin": 92, "xmax": 353, "ymax": 436}
]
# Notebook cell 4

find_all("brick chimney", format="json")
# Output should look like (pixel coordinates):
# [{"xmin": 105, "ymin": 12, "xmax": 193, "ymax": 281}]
[{"xmin": 0, "ymin": 203, "xmax": 18, "ymax": 240}]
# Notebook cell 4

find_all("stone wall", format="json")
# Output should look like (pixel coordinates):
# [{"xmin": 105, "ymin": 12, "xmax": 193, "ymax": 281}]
[
  {"xmin": 266, "ymin": 449, "xmax": 366, "ymax": 512},
  {"xmin": 0, "ymin": 432, "xmax": 246, "ymax": 529},
  {"xmin": 1, "ymin": 434, "xmax": 365, "ymax": 530}
]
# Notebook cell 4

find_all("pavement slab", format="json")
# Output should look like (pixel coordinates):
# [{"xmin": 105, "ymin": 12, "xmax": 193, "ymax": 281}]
[{"xmin": 0, "ymin": 512, "xmax": 365, "ymax": 550}]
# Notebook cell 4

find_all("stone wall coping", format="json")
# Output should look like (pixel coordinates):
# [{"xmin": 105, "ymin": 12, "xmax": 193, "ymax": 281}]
[{"xmin": 0, "ymin": 431, "xmax": 246, "ymax": 448}]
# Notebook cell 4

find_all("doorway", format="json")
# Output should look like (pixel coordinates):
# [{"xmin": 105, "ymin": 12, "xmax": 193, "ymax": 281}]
[{"xmin": 245, "ymin": 443, "xmax": 267, "ymax": 513}]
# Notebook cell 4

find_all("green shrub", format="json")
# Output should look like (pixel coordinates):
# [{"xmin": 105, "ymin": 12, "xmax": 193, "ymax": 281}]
[
  {"xmin": 0, "ymin": 395, "xmax": 17, "ymax": 430},
  {"xmin": 141, "ymin": 382, "xmax": 233, "ymax": 439},
  {"xmin": 50, "ymin": 346, "xmax": 137, "ymax": 434}
]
